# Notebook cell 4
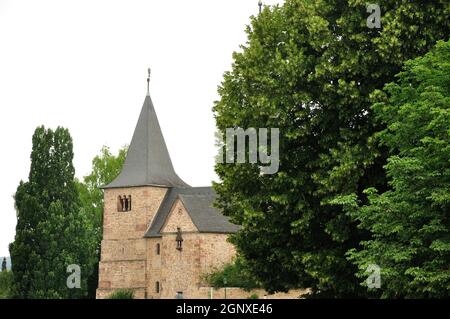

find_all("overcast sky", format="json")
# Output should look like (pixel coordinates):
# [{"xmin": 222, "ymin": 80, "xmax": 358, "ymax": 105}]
[{"xmin": 0, "ymin": 0, "xmax": 283, "ymax": 257}]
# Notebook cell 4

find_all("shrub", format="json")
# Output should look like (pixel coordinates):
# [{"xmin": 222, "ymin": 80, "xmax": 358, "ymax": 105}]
[
  {"xmin": 107, "ymin": 289, "xmax": 134, "ymax": 299},
  {"xmin": 203, "ymin": 257, "xmax": 260, "ymax": 291},
  {"xmin": 0, "ymin": 271, "xmax": 13, "ymax": 299}
]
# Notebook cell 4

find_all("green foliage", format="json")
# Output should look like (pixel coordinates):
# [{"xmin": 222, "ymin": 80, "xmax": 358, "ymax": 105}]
[
  {"xmin": 78, "ymin": 145, "xmax": 128, "ymax": 221},
  {"xmin": 345, "ymin": 40, "xmax": 450, "ymax": 298},
  {"xmin": 10, "ymin": 126, "xmax": 96, "ymax": 298},
  {"xmin": 107, "ymin": 289, "xmax": 134, "ymax": 299},
  {"xmin": 213, "ymin": 0, "xmax": 450, "ymax": 297},
  {"xmin": 0, "ymin": 271, "xmax": 13, "ymax": 299},
  {"xmin": 247, "ymin": 293, "xmax": 259, "ymax": 299},
  {"xmin": 1, "ymin": 258, "xmax": 6, "ymax": 272},
  {"xmin": 203, "ymin": 257, "xmax": 261, "ymax": 291},
  {"xmin": 77, "ymin": 146, "xmax": 127, "ymax": 298}
]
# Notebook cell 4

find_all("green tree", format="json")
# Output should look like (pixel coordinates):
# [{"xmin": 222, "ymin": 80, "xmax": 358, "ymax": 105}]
[
  {"xmin": 341, "ymin": 40, "xmax": 450, "ymax": 298},
  {"xmin": 0, "ymin": 271, "xmax": 13, "ymax": 299},
  {"xmin": 10, "ymin": 126, "xmax": 95, "ymax": 298},
  {"xmin": 203, "ymin": 257, "xmax": 261, "ymax": 291},
  {"xmin": 1, "ymin": 258, "xmax": 6, "ymax": 272},
  {"xmin": 77, "ymin": 146, "xmax": 127, "ymax": 298},
  {"xmin": 213, "ymin": 0, "xmax": 450, "ymax": 297},
  {"xmin": 106, "ymin": 289, "xmax": 134, "ymax": 299}
]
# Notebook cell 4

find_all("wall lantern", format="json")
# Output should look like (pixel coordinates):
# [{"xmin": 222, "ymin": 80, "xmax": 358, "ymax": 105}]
[{"xmin": 176, "ymin": 227, "xmax": 183, "ymax": 251}]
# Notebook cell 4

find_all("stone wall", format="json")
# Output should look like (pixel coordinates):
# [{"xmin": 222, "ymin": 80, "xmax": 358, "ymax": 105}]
[
  {"xmin": 158, "ymin": 233, "xmax": 203, "ymax": 299},
  {"xmin": 198, "ymin": 233, "xmax": 236, "ymax": 280},
  {"xmin": 145, "ymin": 198, "xmax": 237, "ymax": 299},
  {"xmin": 161, "ymin": 199, "xmax": 198, "ymax": 233},
  {"xmin": 97, "ymin": 184, "xmax": 299, "ymax": 300},
  {"xmin": 148, "ymin": 232, "xmax": 236, "ymax": 299},
  {"xmin": 197, "ymin": 288, "xmax": 309, "ymax": 299},
  {"xmin": 100, "ymin": 238, "xmax": 147, "ymax": 261},
  {"xmin": 96, "ymin": 186, "xmax": 168, "ymax": 299},
  {"xmin": 97, "ymin": 260, "xmax": 146, "ymax": 289},
  {"xmin": 102, "ymin": 186, "xmax": 167, "ymax": 240},
  {"xmin": 146, "ymin": 237, "xmax": 162, "ymax": 299}
]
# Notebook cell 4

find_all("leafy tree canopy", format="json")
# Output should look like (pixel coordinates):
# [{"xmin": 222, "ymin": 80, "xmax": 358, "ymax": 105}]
[
  {"xmin": 213, "ymin": 0, "xmax": 449, "ymax": 297},
  {"xmin": 77, "ymin": 145, "xmax": 127, "ymax": 298},
  {"xmin": 203, "ymin": 257, "xmax": 261, "ymax": 291},
  {"xmin": 341, "ymin": 39, "xmax": 450, "ymax": 298}
]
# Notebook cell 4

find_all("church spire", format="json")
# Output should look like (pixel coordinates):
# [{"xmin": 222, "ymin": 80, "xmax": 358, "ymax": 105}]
[{"xmin": 103, "ymin": 72, "xmax": 189, "ymax": 189}]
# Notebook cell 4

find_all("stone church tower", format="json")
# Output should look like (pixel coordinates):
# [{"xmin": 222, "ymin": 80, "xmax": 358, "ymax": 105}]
[{"xmin": 96, "ymin": 75, "xmax": 239, "ymax": 299}]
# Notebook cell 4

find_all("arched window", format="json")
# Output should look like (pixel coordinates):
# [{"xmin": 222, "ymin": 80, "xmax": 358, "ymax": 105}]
[
  {"xmin": 156, "ymin": 243, "xmax": 160, "ymax": 255},
  {"xmin": 156, "ymin": 281, "xmax": 160, "ymax": 293},
  {"xmin": 118, "ymin": 195, "xmax": 132, "ymax": 212}
]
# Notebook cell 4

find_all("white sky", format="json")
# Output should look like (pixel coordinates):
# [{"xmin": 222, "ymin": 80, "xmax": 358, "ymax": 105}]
[{"xmin": 0, "ymin": 0, "xmax": 283, "ymax": 256}]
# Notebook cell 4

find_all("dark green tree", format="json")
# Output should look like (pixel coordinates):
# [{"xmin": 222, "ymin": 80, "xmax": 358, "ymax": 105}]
[
  {"xmin": 10, "ymin": 126, "xmax": 95, "ymax": 298},
  {"xmin": 340, "ymin": 40, "xmax": 450, "ymax": 298},
  {"xmin": 203, "ymin": 257, "xmax": 261, "ymax": 291},
  {"xmin": 77, "ymin": 146, "xmax": 127, "ymax": 298},
  {"xmin": 0, "ymin": 271, "xmax": 13, "ymax": 299},
  {"xmin": 1, "ymin": 258, "xmax": 6, "ymax": 272},
  {"xmin": 213, "ymin": 0, "xmax": 450, "ymax": 297}
]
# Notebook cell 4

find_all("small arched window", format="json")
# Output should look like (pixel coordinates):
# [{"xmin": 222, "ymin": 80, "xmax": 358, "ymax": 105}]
[
  {"xmin": 156, "ymin": 281, "xmax": 160, "ymax": 293},
  {"xmin": 117, "ymin": 195, "xmax": 132, "ymax": 212},
  {"xmin": 156, "ymin": 243, "xmax": 160, "ymax": 255}
]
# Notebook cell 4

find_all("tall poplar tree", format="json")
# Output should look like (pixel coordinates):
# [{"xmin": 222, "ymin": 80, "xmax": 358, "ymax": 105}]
[{"xmin": 10, "ymin": 126, "xmax": 95, "ymax": 298}]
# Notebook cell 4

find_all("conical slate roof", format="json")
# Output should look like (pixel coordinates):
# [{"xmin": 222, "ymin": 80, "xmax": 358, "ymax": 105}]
[{"xmin": 103, "ymin": 94, "xmax": 189, "ymax": 189}]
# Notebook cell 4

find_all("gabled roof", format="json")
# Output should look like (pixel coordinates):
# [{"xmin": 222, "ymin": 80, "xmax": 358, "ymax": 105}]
[
  {"xmin": 144, "ymin": 187, "xmax": 240, "ymax": 237},
  {"xmin": 103, "ymin": 94, "xmax": 189, "ymax": 189},
  {"xmin": 178, "ymin": 194, "xmax": 241, "ymax": 234}
]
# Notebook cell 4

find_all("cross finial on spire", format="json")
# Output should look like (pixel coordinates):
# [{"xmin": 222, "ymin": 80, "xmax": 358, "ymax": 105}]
[
  {"xmin": 258, "ymin": 0, "xmax": 262, "ymax": 14},
  {"xmin": 147, "ymin": 67, "xmax": 151, "ymax": 95}
]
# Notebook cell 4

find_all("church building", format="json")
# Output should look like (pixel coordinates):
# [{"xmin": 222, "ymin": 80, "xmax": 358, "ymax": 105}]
[{"xmin": 96, "ymin": 74, "xmax": 240, "ymax": 299}]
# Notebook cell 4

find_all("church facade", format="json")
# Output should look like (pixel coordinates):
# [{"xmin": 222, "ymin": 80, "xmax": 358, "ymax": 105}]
[{"xmin": 96, "ymin": 88, "xmax": 240, "ymax": 299}]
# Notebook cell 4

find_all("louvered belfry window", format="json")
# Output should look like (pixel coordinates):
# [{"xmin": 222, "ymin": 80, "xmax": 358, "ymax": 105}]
[{"xmin": 117, "ymin": 195, "xmax": 132, "ymax": 212}]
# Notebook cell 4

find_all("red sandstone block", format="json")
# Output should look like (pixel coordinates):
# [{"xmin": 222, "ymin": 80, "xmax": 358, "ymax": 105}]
[
  {"xmin": 99, "ymin": 281, "xmax": 111, "ymax": 289},
  {"xmin": 135, "ymin": 224, "xmax": 147, "ymax": 231}
]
